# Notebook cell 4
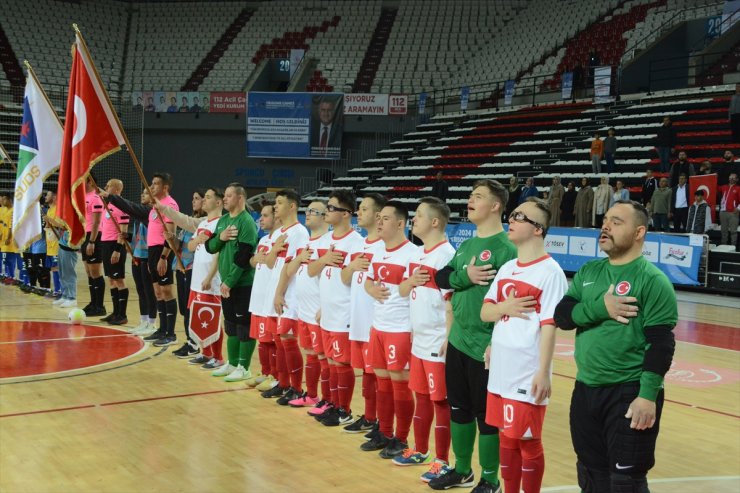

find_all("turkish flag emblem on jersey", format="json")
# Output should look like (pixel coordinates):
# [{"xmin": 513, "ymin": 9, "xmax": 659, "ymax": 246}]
[
  {"xmin": 498, "ymin": 279, "xmax": 543, "ymax": 313},
  {"xmin": 189, "ymin": 294, "xmax": 222, "ymax": 347},
  {"xmin": 57, "ymin": 32, "xmax": 126, "ymax": 246}
]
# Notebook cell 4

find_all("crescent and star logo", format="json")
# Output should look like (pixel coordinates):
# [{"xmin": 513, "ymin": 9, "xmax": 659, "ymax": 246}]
[
  {"xmin": 377, "ymin": 265, "xmax": 389, "ymax": 280},
  {"xmin": 72, "ymin": 95, "xmax": 87, "ymax": 147},
  {"xmin": 197, "ymin": 306, "xmax": 215, "ymax": 328},
  {"xmin": 615, "ymin": 281, "xmax": 631, "ymax": 296},
  {"xmin": 479, "ymin": 250, "xmax": 491, "ymax": 262},
  {"xmin": 500, "ymin": 282, "xmax": 517, "ymax": 299}
]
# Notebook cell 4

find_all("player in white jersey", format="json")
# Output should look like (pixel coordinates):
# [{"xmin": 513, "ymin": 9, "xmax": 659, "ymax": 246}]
[
  {"xmin": 307, "ymin": 190, "xmax": 364, "ymax": 426},
  {"xmin": 341, "ymin": 193, "xmax": 387, "ymax": 435},
  {"xmin": 246, "ymin": 202, "xmax": 280, "ymax": 387},
  {"xmin": 481, "ymin": 197, "xmax": 567, "ymax": 493},
  {"xmin": 394, "ymin": 197, "xmax": 456, "ymax": 482},
  {"xmin": 261, "ymin": 189, "xmax": 309, "ymax": 403},
  {"xmin": 362, "ymin": 201, "xmax": 419, "ymax": 460},
  {"xmin": 281, "ymin": 200, "xmax": 329, "ymax": 407}
]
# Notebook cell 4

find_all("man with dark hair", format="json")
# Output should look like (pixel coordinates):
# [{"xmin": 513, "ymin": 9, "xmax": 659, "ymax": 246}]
[
  {"xmin": 363, "ymin": 200, "xmax": 419, "ymax": 458},
  {"xmin": 481, "ymin": 196, "xmax": 567, "ymax": 493},
  {"xmin": 431, "ymin": 172, "xmax": 449, "ymax": 202},
  {"xmin": 342, "ymin": 193, "xmax": 387, "ymax": 435},
  {"xmin": 81, "ymin": 176, "xmax": 106, "ymax": 316},
  {"xmin": 394, "ymin": 196, "xmax": 455, "ymax": 482},
  {"xmin": 308, "ymin": 188, "xmax": 363, "ymax": 424},
  {"xmin": 205, "ymin": 183, "xmax": 258, "ymax": 380},
  {"xmin": 655, "ymin": 117, "xmax": 675, "ymax": 174},
  {"xmin": 554, "ymin": 200, "xmax": 677, "ymax": 493},
  {"xmin": 641, "ymin": 169, "xmax": 658, "ymax": 208},
  {"xmin": 261, "ymin": 189, "xmax": 309, "ymax": 398},
  {"xmin": 670, "ymin": 174, "xmax": 689, "ymax": 233},
  {"xmin": 430, "ymin": 179, "xmax": 516, "ymax": 492},
  {"xmin": 99, "ymin": 179, "xmax": 130, "ymax": 325},
  {"xmin": 669, "ymin": 151, "xmax": 695, "ymax": 188}
]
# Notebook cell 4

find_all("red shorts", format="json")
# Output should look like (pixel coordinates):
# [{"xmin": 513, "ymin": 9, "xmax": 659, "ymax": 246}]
[
  {"xmin": 308, "ymin": 323, "xmax": 324, "ymax": 354},
  {"xmin": 350, "ymin": 340, "xmax": 373, "ymax": 374},
  {"xmin": 296, "ymin": 320, "xmax": 313, "ymax": 350},
  {"xmin": 276, "ymin": 316, "xmax": 297, "ymax": 336},
  {"xmin": 321, "ymin": 328, "xmax": 351, "ymax": 364},
  {"xmin": 187, "ymin": 291, "xmax": 220, "ymax": 310},
  {"xmin": 485, "ymin": 392, "xmax": 547, "ymax": 439},
  {"xmin": 266, "ymin": 316, "xmax": 278, "ymax": 335},
  {"xmin": 368, "ymin": 327, "xmax": 411, "ymax": 372},
  {"xmin": 408, "ymin": 355, "xmax": 446, "ymax": 401},
  {"xmin": 250, "ymin": 315, "xmax": 274, "ymax": 343}
]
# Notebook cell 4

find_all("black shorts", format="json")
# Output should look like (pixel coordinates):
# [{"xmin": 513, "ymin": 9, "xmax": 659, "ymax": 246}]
[
  {"xmin": 570, "ymin": 380, "xmax": 664, "ymax": 476},
  {"xmin": 81, "ymin": 232, "xmax": 102, "ymax": 264},
  {"xmin": 222, "ymin": 285, "xmax": 252, "ymax": 325},
  {"xmin": 445, "ymin": 341, "xmax": 489, "ymax": 420},
  {"xmin": 147, "ymin": 245, "xmax": 174, "ymax": 286},
  {"xmin": 101, "ymin": 241, "xmax": 127, "ymax": 279}
]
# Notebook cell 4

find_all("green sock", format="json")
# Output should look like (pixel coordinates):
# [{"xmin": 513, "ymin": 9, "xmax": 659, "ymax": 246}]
[
  {"xmin": 451, "ymin": 420, "xmax": 477, "ymax": 475},
  {"xmin": 226, "ymin": 335, "xmax": 240, "ymax": 366},
  {"xmin": 238, "ymin": 339, "xmax": 257, "ymax": 370},
  {"xmin": 479, "ymin": 433, "xmax": 501, "ymax": 485}
]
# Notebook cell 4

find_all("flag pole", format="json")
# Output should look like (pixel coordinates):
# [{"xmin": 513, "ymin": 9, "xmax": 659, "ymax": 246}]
[
  {"xmin": 72, "ymin": 24, "xmax": 185, "ymax": 272},
  {"xmin": 0, "ymin": 143, "xmax": 17, "ymax": 172}
]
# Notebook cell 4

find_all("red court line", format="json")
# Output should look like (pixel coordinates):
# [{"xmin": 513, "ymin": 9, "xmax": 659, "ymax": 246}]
[
  {"xmin": 0, "ymin": 387, "xmax": 252, "ymax": 419},
  {"xmin": 553, "ymin": 372, "xmax": 739, "ymax": 419}
]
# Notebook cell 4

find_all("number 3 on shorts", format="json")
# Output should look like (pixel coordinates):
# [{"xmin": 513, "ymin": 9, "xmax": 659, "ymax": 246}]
[{"xmin": 388, "ymin": 344, "xmax": 396, "ymax": 360}]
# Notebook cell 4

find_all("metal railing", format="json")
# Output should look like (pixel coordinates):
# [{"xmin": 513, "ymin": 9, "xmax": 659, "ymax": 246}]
[{"xmin": 646, "ymin": 50, "xmax": 733, "ymax": 94}]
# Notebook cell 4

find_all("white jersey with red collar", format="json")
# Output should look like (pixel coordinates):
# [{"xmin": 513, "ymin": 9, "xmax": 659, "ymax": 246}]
[
  {"xmin": 348, "ymin": 236, "xmax": 385, "ymax": 342},
  {"xmin": 249, "ymin": 232, "xmax": 276, "ymax": 316},
  {"xmin": 406, "ymin": 240, "xmax": 456, "ymax": 362},
  {"xmin": 483, "ymin": 255, "xmax": 567, "ymax": 405},
  {"xmin": 316, "ymin": 229, "xmax": 364, "ymax": 332},
  {"xmin": 190, "ymin": 216, "xmax": 221, "ymax": 296},
  {"xmin": 263, "ymin": 221, "xmax": 309, "ymax": 319},
  {"xmin": 367, "ymin": 240, "xmax": 419, "ymax": 333},
  {"xmin": 295, "ymin": 232, "xmax": 327, "ymax": 324}
]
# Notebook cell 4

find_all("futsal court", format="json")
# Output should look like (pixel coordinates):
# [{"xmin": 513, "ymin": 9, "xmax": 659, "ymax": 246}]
[{"xmin": 0, "ymin": 262, "xmax": 738, "ymax": 493}]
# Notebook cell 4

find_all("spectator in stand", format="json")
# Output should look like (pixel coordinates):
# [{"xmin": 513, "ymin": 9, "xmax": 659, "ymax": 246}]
[
  {"xmin": 431, "ymin": 171, "xmax": 449, "ymax": 202},
  {"xmin": 548, "ymin": 176, "xmax": 565, "ymax": 226},
  {"xmin": 655, "ymin": 117, "xmax": 676, "ymax": 173},
  {"xmin": 603, "ymin": 128, "xmax": 618, "ymax": 174},
  {"xmin": 718, "ymin": 172, "xmax": 740, "ymax": 247},
  {"xmin": 610, "ymin": 180, "xmax": 630, "ymax": 207},
  {"xmin": 698, "ymin": 160, "xmax": 713, "ymax": 176},
  {"xmin": 519, "ymin": 177, "xmax": 539, "ymax": 204},
  {"xmin": 574, "ymin": 177, "xmax": 593, "ymax": 228},
  {"xmin": 588, "ymin": 50, "xmax": 600, "ymax": 88},
  {"xmin": 650, "ymin": 177, "xmax": 672, "ymax": 232},
  {"xmin": 561, "ymin": 181, "xmax": 577, "ymax": 227},
  {"xmin": 687, "ymin": 190, "xmax": 713, "ymax": 235},
  {"xmin": 730, "ymin": 83, "xmax": 740, "ymax": 143},
  {"xmin": 641, "ymin": 169, "xmax": 658, "ymax": 207},
  {"xmin": 571, "ymin": 64, "xmax": 583, "ymax": 101},
  {"xmin": 670, "ymin": 174, "xmax": 690, "ymax": 233},
  {"xmin": 592, "ymin": 176, "xmax": 612, "ymax": 228},
  {"xmin": 670, "ymin": 151, "xmax": 696, "ymax": 187},
  {"xmin": 719, "ymin": 150, "xmax": 740, "ymax": 185},
  {"xmin": 590, "ymin": 133, "xmax": 604, "ymax": 174},
  {"xmin": 505, "ymin": 176, "xmax": 520, "ymax": 222}
]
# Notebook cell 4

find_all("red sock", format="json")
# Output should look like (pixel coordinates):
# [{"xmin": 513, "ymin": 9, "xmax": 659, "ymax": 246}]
[
  {"xmin": 376, "ymin": 376, "xmax": 395, "ymax": 438},
  {"xmin": 202, "ymin": 343, "xmax": 213, "ymax": 359},
  {"xmin": 499, "ymin": 434, "xmax": 522, "ymax": 493},
  {"xmin": 520, "ymin": 439, "xmax": 545, "ymax": 493},
  {"xmin": 274, "ymin": 337, "xmax": 289, "ymax": 388},
  {"xmin": 336, "ymin": 364, "xmax": 355, "ymax": 412},
  {"xmin": 362, "ymin": 372, "xmax": 377, "ymax": 422},
  {"xmin": 211, "ymin": 328, "xmax": 223, "ymax": 361},
  {"xmin": 413, "ymin": 392, "xmax": 433, "ymax": 454},
  {"xmin": 283, "ymin": 337, "xmax": 303, "ymax": 392},
  {"xmin": 268, "ymin": 342, "xmax": 277, "ymax": 378},
  {"xmin": 391, "ymin": 379, "xmax": 414, "ymax": 443},
  {"xmin": 433, "ymin": 399, "xmax": 451, "ymax": 463},
  {"xmin": 329, "ymin": 364, "xmax": 339, "ymax": 406},
  {"xmin": 305, "ymin": 354, "xmax": 320, "ymax": 398},
  {"xmin": 319, "ymin": 357, "xmax": 330, "ymax": 402},
  {"xmin": 258, "ymin": 342, "xmax": 271, "ymax": 376}
]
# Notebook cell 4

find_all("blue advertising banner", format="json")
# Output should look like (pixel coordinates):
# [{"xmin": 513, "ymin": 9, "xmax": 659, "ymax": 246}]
[
  {"xmin": 460, "ymin": 86, "xmax": 470, "ymax": 111},
  {"xmin": 561, "ymin": 71, "xmax": 573, "ymax": 100},
  {"xmin": 418, "ymin": 92, "xmax": 427, "ymax": 115},
  {"xmin": 504, "ymin": 80, "xmax": 515, "ymax": 106},
  {"xmin": 247, "ymin": 92, "xmax": 343, "ymax": 160},
  {"xmin": 444, "ymin": 224, "xmax": 701, "ymax": 286}
]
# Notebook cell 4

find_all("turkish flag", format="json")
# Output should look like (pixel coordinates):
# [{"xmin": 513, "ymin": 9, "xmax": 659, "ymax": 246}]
[
  {"xmin": 189, "ymin": 293, "xmax": 223, "ymax": 348},
  {"xmin": 57, "ymin": 32, "xmax": 126, "ymax": 246},
  {"xmin": 689, "ymin": 174, "xmax": 718, "ymax": 222}
]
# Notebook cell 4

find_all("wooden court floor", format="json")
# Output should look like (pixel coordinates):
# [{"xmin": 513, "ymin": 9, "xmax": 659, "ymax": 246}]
[{"xmin": 0, "ymin": 266, "xmax": 738, "ymax": 493}]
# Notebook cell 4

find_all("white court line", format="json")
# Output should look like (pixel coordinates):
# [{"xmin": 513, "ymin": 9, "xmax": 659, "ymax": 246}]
[{"xmin": 542, "ymin": 475, "xmax": 740, "ymax": 492}]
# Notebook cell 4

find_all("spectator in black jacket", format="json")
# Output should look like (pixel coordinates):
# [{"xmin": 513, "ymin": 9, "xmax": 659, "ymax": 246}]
[
  {"xmin": 655, "ymin": 116, "xmax": 676, "ymax": 173},
  {"xmin": 670, "ymin": 151, "xmax": 696, "ymax": 187},
  {"xmin": 430, "ymin": 171, "xmax": 449, "ymax": 202},
  {"xmin": 641, "ymin": 169, "xmax": 658, "ymax": 207}
]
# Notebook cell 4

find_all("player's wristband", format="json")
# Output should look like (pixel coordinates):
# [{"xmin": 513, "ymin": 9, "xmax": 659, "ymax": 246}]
[{"xmin": 160, "ymin": 255, "xmax": 167, "ymax": 260}]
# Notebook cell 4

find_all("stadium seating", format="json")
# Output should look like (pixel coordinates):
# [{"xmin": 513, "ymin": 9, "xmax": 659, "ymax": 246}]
[{"xmin": 303, "ymin": 86, "xmax": 737, "ymax": 219}]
